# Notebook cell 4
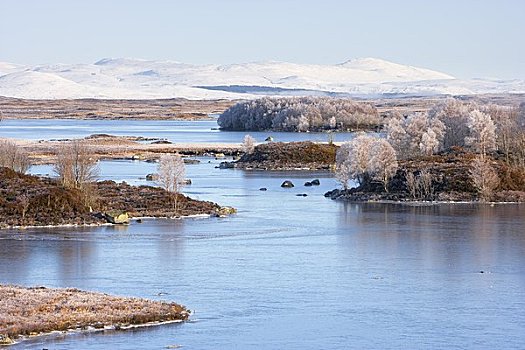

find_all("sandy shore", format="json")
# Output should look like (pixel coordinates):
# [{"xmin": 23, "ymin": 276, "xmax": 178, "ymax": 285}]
[
  {"xmin": 0, "ymin": 285, "xmax": 189, "ymax": 345},
  {"xmin": 1, "ymin": 136, "xmax": 243, "ymax": 164}
]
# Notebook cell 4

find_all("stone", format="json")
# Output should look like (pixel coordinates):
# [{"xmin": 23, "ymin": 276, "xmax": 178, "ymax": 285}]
[
  {"xmin": 146, "ymin": 173, "xmax": 158, "ymax": 181},
  {"xmin": 259, "ymin": 187, "xmax": 268, "ymax": 191},
  {"xmin": 219, "ymin": 162, "xmax": 235, "ymax": 169},
  {"xmin": 0, "ymin": 334, "xmax": 14, "ymax": 345},
  {"xmin": 311, "ymin": 179, "xmax": 321, "ymax": 186},
  {"xmin": 304, "ymin": 181, "xmax": 313, "ymax": 187},
  {"xmin": 183, "ymin": 158, "xmax": 200, "ymax": 164},
  {"xmin": 104, "ymin": 211, "xmax": 130, "ymax": 224},
  {"xmin": 183, "ymin": 179, "xmax": 192, "ymax": 185},
  {"xmin": 281, "ymin": 180, "xmax": 294, "ymax": 188},
  {"xmin": 296, "ymin": 193, "xmax": 308, "ymax": 197},
  {"xmin": 214, "ymin": 206, "xmax": 237, "ymax": 217},
  {"xmin": 265, "ymin": 136, "xmax": 274, "ymax": 142}
]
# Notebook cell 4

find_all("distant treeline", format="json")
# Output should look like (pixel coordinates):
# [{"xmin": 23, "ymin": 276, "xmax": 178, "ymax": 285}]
[{"xmin": 217, "ymin": 97, "xmax": 380, "ymax": 132}]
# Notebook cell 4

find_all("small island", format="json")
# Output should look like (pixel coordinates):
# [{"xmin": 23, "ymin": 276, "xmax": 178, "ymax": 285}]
[
  {"xmin": 0, "ymin": 138, "xmax": 235, "ymax": 229},
  {"xmin": 0, "ymin": 285, "xmax": 189, "ymax": 345}
]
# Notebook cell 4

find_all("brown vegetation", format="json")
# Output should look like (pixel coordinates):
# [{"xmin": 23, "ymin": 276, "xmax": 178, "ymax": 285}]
[
  {"xmin": 0, "ymin": 96, "xmax": 235, "ymax": 120},
  {"xmin": 0, "ymin": 167, "xmax": 222, "ymax": 228},
  {"xmin": 231, "ymin": 141, "xmax": 337, "ymax": 170},
  {"xmin": 0, "ymin": 285, "xmax": 189, "ymax": 343}
]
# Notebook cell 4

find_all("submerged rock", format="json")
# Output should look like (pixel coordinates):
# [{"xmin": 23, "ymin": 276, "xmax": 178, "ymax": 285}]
[
  {"xmin": 281, "ymin": 180, "xmax": 294, "ymax": 188},
  {"xmin": 296, "ymin": 193, "xmax": 308, "ymax": 197}
]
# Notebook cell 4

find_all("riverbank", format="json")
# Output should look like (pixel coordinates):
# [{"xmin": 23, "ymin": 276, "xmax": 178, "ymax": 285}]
[
  {"xmin": 0, "ymin": 97, "xmax": 236, "ymax": 120},
  {"xmin": 0, "ymin": 285, "xmax": 189, "ymax": 345}
]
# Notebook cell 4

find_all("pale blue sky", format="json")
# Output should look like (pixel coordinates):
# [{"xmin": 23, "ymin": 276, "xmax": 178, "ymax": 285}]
[{"xmin": 0, "ymin": 0, "xmax": 523, "ymax": 79}]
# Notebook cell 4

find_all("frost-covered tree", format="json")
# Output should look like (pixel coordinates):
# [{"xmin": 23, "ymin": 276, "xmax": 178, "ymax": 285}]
[
  {"xmin": 157, "ymin": 154, "xmax": 186, "ymax": 195},
  {"xmin": 469, "ymin": 157, "xmax": 500, "ymax": 201},
  {"xmin": 465, "ymin": 110, "xmax": 497, "ymax": 158},
  {"xmin": 218, "ymin": 97, "xmax": 380, "ymax": 132},
  {"xmin": 335, "ymin": 134, "xmax": 376, "ymax": 188},
  {"xmin": 336, "ymin": 134, "xmax": 398, "ymax": 191},
  {"xmin": 368, "ymin": 139, "xmax": 398, "ymax": 192},
  {"xmin": 429, "ymin": 98, "xmax": 478, "ymax": 149},
  {"xmin": 385, "ymin": 112, "xmax": 445, "ymax": 158},
  {"xmin": 242, "ymin": 134, "xmax": 256, "ymax": 154}
]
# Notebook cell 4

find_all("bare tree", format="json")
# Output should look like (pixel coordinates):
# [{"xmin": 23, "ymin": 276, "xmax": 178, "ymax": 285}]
[
  {"xmin": 469, "ymin": 157, "xmax": 500, "ymax": 202},
  {"xmin": 54, "ymin": 141, "xmax": 99, "ymax": 189},
  {"xmin": 465, "ymin": 110, "xmax": 497, "ymax": 159},
  {"xmin": 0, "ymin": 140, "xmax": 31, "ymax": 173},
  {"xmin": 405, "ymin": 172, "xmax": 418, "ymax": 199},
  {"xmin": 368, "ymin": 139, "xmax": 398, "ymax": 192},
  {"xmin": 157, "ymin": 154, "xmax": 186, "ymax": 210},
  {"xmin": 335, "ymin": 133, "xmax": 376, "ymax": 188},
  {"xmin": 419, "ymin": 169, "xmax": 434, "ymax": 200},
  {"xmin": 242, "ymin": 134, "xmax": 256, "ymax": 154}
]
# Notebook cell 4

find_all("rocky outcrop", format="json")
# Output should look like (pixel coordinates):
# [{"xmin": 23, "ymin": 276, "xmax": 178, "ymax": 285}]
[
  {"xmin": 230, "ymin": 142, "xmax": 337, "ymax": 171},
  {"xmin": 281, "ymin": 181, "xmax": 294, "ymax": 188}
]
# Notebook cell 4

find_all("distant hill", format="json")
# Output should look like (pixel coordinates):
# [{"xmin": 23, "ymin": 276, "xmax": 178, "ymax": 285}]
[{"xmin": 0, "ymin": 57, "xmax": 523, "ymax": 99}]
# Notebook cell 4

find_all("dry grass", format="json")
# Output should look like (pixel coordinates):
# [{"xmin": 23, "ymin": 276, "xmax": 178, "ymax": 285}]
[{"xmin": 0, "ymin": 285, "xmax": 189, "ymax": 341}]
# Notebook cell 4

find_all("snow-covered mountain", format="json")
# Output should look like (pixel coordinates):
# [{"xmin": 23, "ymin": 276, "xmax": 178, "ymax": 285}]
[{"xmin": 0, "ymin": 58, "xmax": 523, "ymax": 99}]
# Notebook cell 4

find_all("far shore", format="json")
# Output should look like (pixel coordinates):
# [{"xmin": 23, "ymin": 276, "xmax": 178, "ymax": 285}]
[{"xmin": 0, "ymin": 285, "xmax": 190, "ymax": 346}]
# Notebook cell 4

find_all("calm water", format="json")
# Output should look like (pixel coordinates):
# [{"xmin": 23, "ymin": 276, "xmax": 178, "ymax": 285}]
[
  {"xmin": 0, "ymin": 118, "xmax": 355, "ymax": 143},
  {"xmin": 1, "ymin": 157, "xmax": 524, "ymax": 349}
]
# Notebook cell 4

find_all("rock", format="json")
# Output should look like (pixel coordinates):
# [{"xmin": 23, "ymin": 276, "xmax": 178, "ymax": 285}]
[
  {"xmin": 214, "ymin": 153, "xmax": 225, "ymax": 158},
  {"xmin": 214, "ymin": 206, "xmax": 237, "ymax": 217},
  {"xmin": 183, "ymin": 158, "xmax": 200, "ymax": 164},
  {"xmin": 281, "ymin": 180, "xmax": 294, "ymax": 188},
  {"xmin": 311, "ymin": 179, "xmax": 321, "ymax": 186},
  {"xmin": 259, "ymin": 187, "xmax": 268, "ymax": 191},
  {"xmin": 183, "ymin": 179, "xmax": 192, "ymax": 185},
  {"xmin": 265, "ymin": 136, "xmax": 274, "ymax": 142},
  {"xmin": 0, "ymin": 334, "xmax": 14, "ymax": 345},
  {"xmin": 324, "ymin": 189, "xmax": 342, "ymax": 199},
  {"xmin": 151, "ymin": 140, "xmax": 172, "ymax": 145},
  {"xmin": 104, "ymin": 211, "xmax": 130, "ymax": 224},
  {"xmin": 146, "ymin": 173, "xmax": 158, "ymax": 181},
  {"xmin": 136, "ymin": 219, "xmax": 143, "ymax": 223},
  {"xmin": 304, "ymin": 181, "xmax": 313, "ymax": 187},
  {"xmin": 219, "ymin": 161, "xmax": 235, "ymax": 169},
  {"xmin": 145, "ymin": 159, "xmax": 159, "ymax": 163},
  {"xmin": 296, "ymin": 193, "xmax": 308, "ymax": 197}
]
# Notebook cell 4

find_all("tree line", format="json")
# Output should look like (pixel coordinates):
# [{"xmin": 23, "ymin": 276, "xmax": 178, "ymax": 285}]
[{"xmin": 218, "ymin": 96, "xmax": 380, "ymax": 132}]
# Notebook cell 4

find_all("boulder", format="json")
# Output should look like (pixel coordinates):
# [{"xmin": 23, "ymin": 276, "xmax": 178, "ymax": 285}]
[
  {"xmin": 0, "ymin": 335, "xmax": 14, "ymax": 345},
  {"xmin": 219, "ymin": 161, "xmax": 235, "ymax": 169},
  {"xmin": 259, "ymin": 187, "xmax": 268, "ymax": 191},
  {"xmin": 265, "ymin": 136, "xmax": 274, "ymax": 142},
  {"xmin": 311, "ymin": 179, "xmax": 321, "ymax": 186},
  {"xmin": 183, "ymin": 158, "xmax": 200, "ymax": 164},
  {"xmin": 104, "ymin": 211, "xmax": 130, "ymax": 224},
  {"xmin": 281, "ymin": 180, "xmax": 294, "ymax": 188},
  {"xmin": 304, "ymin": 181, "xmax": 313, "ymax": 187},
  {"xmin": 214, "ymin": 206, "xmax": 237, "ymax": 217},
  {"xmin": 183, "ymin": 179, "xmax": 192, "ymax": 185},
  {"xmin": 146, "ymin": 173, "xmax": 158, "ymax": 181},
  {"xmin": 296, "ymin": 193, "xmax": 308, "ymax": 197}
]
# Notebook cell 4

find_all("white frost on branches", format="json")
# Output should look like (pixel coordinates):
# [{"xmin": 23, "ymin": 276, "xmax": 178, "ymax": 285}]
[
  {"xmin": 465, "ymin": 110, "xmax": 497, "ymax": 158},
  {"xmin": 336, "ymin": 134, "xmax": 398, "ymax": 191}
]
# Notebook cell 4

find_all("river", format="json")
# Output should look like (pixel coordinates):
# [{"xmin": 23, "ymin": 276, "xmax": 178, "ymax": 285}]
[{"xmin": 1, "ymin": 121, "xmax": 525, "ymax": 349}]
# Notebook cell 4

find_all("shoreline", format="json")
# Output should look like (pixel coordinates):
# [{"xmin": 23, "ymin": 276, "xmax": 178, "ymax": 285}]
[{"xmin": 0, "ymin": 285, "xmax": 190, "ymax": 346}]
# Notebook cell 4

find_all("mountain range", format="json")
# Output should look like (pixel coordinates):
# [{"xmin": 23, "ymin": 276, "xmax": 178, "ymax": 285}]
[{"xmin": 0, "ymin": 58, "xmax": 523, "ymax": 100}]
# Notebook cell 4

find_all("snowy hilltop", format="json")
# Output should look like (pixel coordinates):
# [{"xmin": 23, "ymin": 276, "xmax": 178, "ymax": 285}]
[{"xmin": 0, "ymin": 57, "xmax": 523, "ymax": 100}]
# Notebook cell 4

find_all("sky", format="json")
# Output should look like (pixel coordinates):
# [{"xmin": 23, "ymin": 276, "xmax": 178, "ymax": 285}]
[{"xmin": 0, "ymin": 0, "xmax": 523, "ymax": 79}]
